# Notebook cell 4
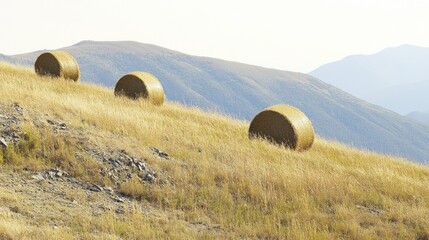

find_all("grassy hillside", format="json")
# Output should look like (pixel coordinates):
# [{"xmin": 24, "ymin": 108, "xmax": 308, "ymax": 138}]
[
  {"xmin": 0, "ymin": 62, "xmax": 429, "ymax": 239},
  {"xmin": 2, "ymin": 41, "xmax": 429, "ymax": 163}
]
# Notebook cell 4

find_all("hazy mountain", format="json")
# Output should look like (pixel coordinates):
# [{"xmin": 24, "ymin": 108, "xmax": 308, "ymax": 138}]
[
  {"xmin": 1, "ymin": 41, "xmax": 428, "ymax": 163},
  {"xmin": 407, "ymin": 110, "xmax": 429, "ymax": 125},
  {"xmin": 310, "ymin": 44, "xmax": 429, "ymax": 115}
]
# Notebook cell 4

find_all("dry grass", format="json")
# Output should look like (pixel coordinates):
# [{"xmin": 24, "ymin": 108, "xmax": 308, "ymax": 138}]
[{"xmin": 1, "ymin": 61, "xmax": 429, "ymax": 239}]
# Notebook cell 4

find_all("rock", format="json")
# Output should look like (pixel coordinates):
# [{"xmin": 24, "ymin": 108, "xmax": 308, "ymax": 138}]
[
  {"xmin": 144, "ymin": 173, "xmax": 156, "ymax": 183},
  {"xmin": 0, "ymin": 137, "xmax": 7, "ymax": 148},
  {"xmin": 115, "ymin": 207, "xmax": 125, "ymax": 214},
  {"xmin": 11, "ymin": 132, "xmax": 19, "ymax": 139},
  {"xmin": 31, "ymin": 173, "xmax": 45, "ymax": 181},
  {"xmin": 104, "ymin": 186, "xmax": 114, "ymax": 194},
  {"xmin": 99, "ymin": 205, "xmax": 112, "ymax": 211},
  {"xmin": 356, "ymin": 205, "xmax": 384, "ymax": 215},
  {"xmin": 90, "ymin": 184, "xmax": 104, "ymax": 192},
  {"xmin": 13, "ymin": 103, "xmax": 23, "ymax": 114},
  {"xmin": 112, "ymin": 196, "xmax": 125, "ymax": 203},
  {"xmin": 44, "ymin": 168, "xmax": 68, "ymax": 179},
  {"xmin": 137, "ymin": 162, "xmax": 146, "ymax": 171},
  {"xmin": 150, "ymin": 147, "xmax": 170, "ymax": 160},
  {"xmin": 46, "ymin": 119, "xmax": 67, "ymax": 131},
  {"xmin": 126, "ymin": 173, "xmax": 132, "ymax": 179},
  {"xmin": 47, "ymin": 171, "xmax": 56, "ymax": 179}
]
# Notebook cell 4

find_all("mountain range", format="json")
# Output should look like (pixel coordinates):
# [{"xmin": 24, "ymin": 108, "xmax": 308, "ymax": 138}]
[
  {"xmin": 1, "ymin": 41, "xmax": 428, "ymax": 163},
  {"xmin": 310, "ymin": 44, "xmax": 429, "ymax": 118}
]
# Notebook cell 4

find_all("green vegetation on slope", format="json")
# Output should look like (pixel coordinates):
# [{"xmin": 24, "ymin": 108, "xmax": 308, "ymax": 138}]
[{"xmin": 0, "ymin": 62, "xmax": 429, "ymax": 239}]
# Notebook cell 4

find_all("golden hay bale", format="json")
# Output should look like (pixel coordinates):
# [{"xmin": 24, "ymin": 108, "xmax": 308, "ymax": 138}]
[
  {"xmin": 249, "ymin": 104, "xmax": 314, "ymax": 151},
  {"xmin": 35, "ymin": 51, "xmax": 80, "ymax": 81},
  {"xmin": 114, "ymin": 71, "xmax": 165, "ymax": 106}
]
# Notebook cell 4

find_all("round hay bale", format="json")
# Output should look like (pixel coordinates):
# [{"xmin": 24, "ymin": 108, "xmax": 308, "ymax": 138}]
[
  {"xmin": 114, "ymin": 71, "xmax": 165, "ymax": 105},
  {"xmin": 35, "ymin": 51, "xmax": 80, "ymax": 81},
  {"xmin": 249, "ymin": 104, "xmax": 314, "ymax": 151}
]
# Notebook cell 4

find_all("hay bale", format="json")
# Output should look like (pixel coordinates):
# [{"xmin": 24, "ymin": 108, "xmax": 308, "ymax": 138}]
[
  {"xmin": 35, "ymin": 51, "xmax": 80, "ymax": 81},
  {"xmin": 114, "ymin": 71, "xmax": 165, "ymax": 105},
  {"xmin": 249, "ymin": 104, "xmax": 314, "ymax": 150}
]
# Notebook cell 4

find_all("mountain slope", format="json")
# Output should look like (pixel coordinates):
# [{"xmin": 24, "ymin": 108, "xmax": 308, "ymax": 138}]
[
  {"xmin": 310, "ymin": 44, "xmax": 429, "ymax": 115},
  {"xmin": 1, "ymin": 41, "xmax": 429, "ymax": 163},
  {"xmin": 1, "ymin": 62, "xmax": 429, "ymax": 239},
  {"xmin": 407, "ymin": 110, "xmax": 429, "ymax": 125}
]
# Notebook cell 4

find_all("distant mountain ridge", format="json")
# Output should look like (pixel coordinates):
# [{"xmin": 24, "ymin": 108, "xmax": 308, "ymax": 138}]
[
  {"xmin": 1, "ymin": 41, "xmax": 428, "ymax": 163},
  {"xmin": 407, "ymin": 110, "xmax": 429, "ymax": 125},
  {"xmin": 310, "ymin": 44, "xmax": 429, "ymax": 115}
]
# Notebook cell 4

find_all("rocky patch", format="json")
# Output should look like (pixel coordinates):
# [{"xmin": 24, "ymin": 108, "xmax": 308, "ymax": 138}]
[
  {"xmin": 0, "ymin": 102, "xmax": 172, "ymax": 221},
  {"xmin": 84, "ymin": 147, "xmax": 158, "ymax": 185},
  {"xmin": 150, "ymin": 147, "xmax": 171, "ymax": 160},
  {"xmin": 0, "ymin": 102, "xmax": 24, "ymax": 146}
]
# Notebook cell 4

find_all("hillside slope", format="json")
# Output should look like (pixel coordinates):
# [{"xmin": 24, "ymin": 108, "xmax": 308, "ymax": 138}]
[
  {"xmin": 1, "ymin": 41, "xmax": 429, "ymax": 163},
  {"xmin": 310, "ymin": 44, "xmax": 429, "ymax": 115},
  {"xmin": 1, "ymin": 63, "xmax": 429, "ymax": 239},
  {"xmin": 407, "ymin": 110, "xmax": 429, "ymax": 126}
]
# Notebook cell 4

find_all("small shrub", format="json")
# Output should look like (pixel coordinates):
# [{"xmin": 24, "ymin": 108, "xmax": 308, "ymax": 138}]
[
  {"xmin": 0, "ymin": 149, "xmax": 3, "ymax": 164},
  {"xmin": 18, "ymin": 124, "xmax": 41, "ymax": 157},
  {"xmin": 1, "ymin": 123, "xmax": 108, "ymax": 186},
  {"xmin": 120, "ymin": 177, "xmax": 147, "ymax": 200},
  {"xmin": 63, "ymin": 154, "xmax": 108, "ymax": 186},
  {"xmin": 3, "ymin": 145, "xmax": 21, "ymax": 165},
  {"xmin": 0, "ymin": 231, "xmax": 13, "ymax": 240}
]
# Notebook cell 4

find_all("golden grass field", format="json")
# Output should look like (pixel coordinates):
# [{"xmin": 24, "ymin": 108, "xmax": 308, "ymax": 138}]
[{"xmin": 0, "ymin": 62, "xmax": 428, "ymax": 239}]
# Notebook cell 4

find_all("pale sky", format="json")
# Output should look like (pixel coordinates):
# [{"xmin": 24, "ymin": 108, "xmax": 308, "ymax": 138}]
[{"xmin": 1, "ymin": 0, "xmax": 429, "ymax": 72}]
